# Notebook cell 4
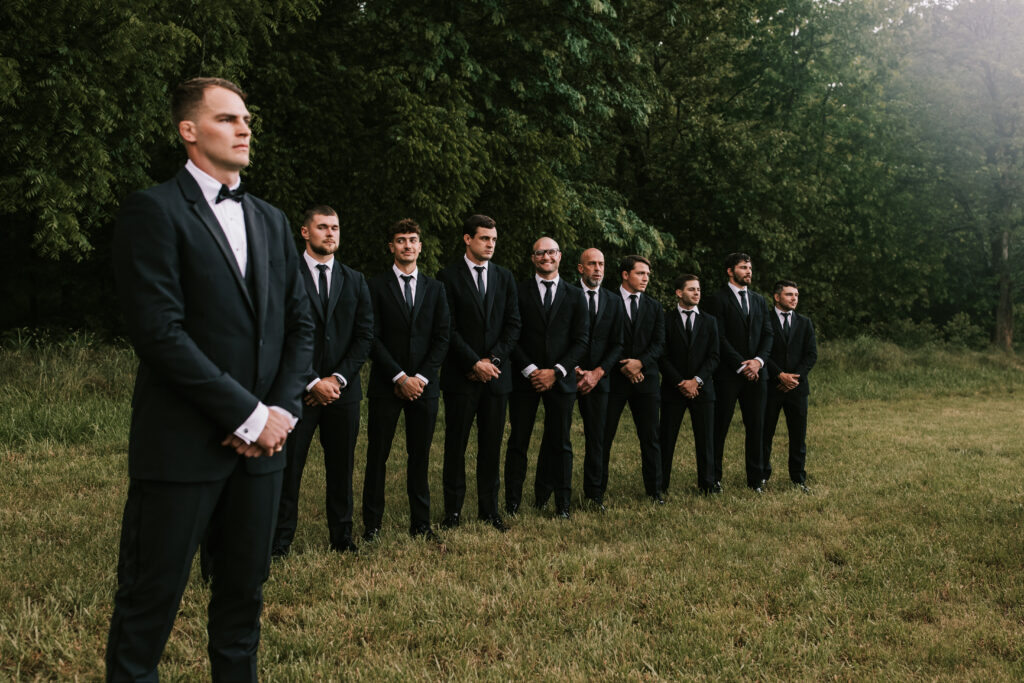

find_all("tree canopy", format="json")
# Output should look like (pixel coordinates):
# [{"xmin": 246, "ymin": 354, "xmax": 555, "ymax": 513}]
[{"xmin": 1, "ymin": 0, "xmax": 1019, "ymax": 349}]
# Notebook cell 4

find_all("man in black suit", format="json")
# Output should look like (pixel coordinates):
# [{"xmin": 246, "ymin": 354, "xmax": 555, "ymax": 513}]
[
  {"xmin": 362, "ymin": 219, "xmax": 450, "ymax": 540},
  {"xmin": 601, "ymin": 255, "xmax": 666, "ymax": 503},
  {"xmin": 763, "ymin": 280, "xmax": 818, "ymax": 491},
  {"xmin": 659, "ymin": 275, "xmax": 720, "ymax": 494},
  {"xmin": 107, "ymin": 78, "xmax": 314, "ymax": 680},
  {"xmin": 437, "ymin": 215, "xmax": 521, "ymax": 531},
  {"xmin": 574, "ymin": 248, "xmax": 624, "ymax": 511},
  {"xmin": 703, "ymin": 252, "xmax": 774, "ymax": 492},
  {"xmin": 271, "ymin": 206, "xmax": 373, "ymax": 556},
  {"xmin": 504, "ymin": 237, "xmax": 589, "ymax": 518}
]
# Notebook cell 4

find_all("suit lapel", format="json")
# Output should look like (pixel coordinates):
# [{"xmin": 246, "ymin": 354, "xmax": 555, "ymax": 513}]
[
  {"xmin": 327, "ymin": 262, "xmax": 345, "ymax": 321},
  {"xmin": 410, "ymin": 276, "xmax": 427, "ymax": 325},
  {"xmin": 242, "ymin": 198, "xmax": 268, "ymax": 326},
  {"xmin": 179, "ymin": 171, "xmax": 254, "ymax": 314},
  {"xmin": 302, "ymin": 265, "xmax": 323, "ymax": 322},
  {"xmin": 386, "ymin": 274, "xmax": 411, "ymax": 321},
  {"xmin": 458, "ymin": 265, "xmax": 486, "ymax": 316},
  {"xmin": 547, "ymin": 281, "xmax": 567, "ymax": 322},
  {"xmin": 594, "ymin": 288, "xmax": 608, "ymax": 328}
]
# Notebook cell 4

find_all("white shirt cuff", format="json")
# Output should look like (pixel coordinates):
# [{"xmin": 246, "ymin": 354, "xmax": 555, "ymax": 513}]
[
  {"xmin": 522, "ymin": 363, "xmax": 539, "ymax": 378},
  {"xmin": 268, "ymin": 405, "xmax": 298, "ymax": 429},
  {"xmin": 333, "ymin": 373, "xmax": 347, "ymax": 388},
  {"xmin": 554, "ymin": 364, "xmax": 567, "ymax": 378},
  {"xmin": 415, "ymin": 374, "xmax": 429, "ymax": 384},
  {"xmin": 306, "ymin": 377, "xmax": 321, "ymax": 392},
  {"xmin": 234, "ymin": 402, "xmax": 269, "ymax": 444}
]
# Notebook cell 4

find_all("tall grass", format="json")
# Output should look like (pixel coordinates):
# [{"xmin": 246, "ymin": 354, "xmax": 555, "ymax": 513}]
[{"xmin": 1, "ymin": 339, "xmax": 1022, "ymax": 679}]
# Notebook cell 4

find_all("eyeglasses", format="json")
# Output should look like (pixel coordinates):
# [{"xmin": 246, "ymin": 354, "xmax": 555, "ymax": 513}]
[{"xmin": 532, "ymin": 249, "xmax": 561, "ymax": 257}]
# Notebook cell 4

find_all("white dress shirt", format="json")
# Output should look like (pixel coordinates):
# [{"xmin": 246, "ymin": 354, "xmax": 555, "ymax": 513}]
[
  {"xmin": 619, "ymin": 286, "xmax": 641, "ymax": 319},
  {"xmin": 464, "ymin": 254, "xmax": 488, "ymax": 293},
  {"xmin": 303, "ymin": 250, "xmax": 347, "ymax": 392},
  {"xmin": 522, "ymin": 275, "xmax": 567, "ymax": 378},
  {"xmin": 391, "ymin": 265, "xmax": 430, "ymax": 386},
  {"xmin": 677, "ymin": 304, "xmax": 704, "ymax": 386},
  {"xmin": 580, "ymin": 280, "xmax": 600, "ymax": 313},
  {"xmin": 726, "ymin": 282, "xmax": 763, "ymax": 373},
  {"xmin": 184, "ymin": 161, "xmax": 295, "ymax": 443}
]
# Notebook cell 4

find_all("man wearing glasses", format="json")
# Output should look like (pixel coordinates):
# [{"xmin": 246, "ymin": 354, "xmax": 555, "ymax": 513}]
[{"xmin": 504, "ymin": 238, "xmax": 589, "ymax": 518}]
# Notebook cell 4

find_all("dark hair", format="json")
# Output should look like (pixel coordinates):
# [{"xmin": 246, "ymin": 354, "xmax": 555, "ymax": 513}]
[
  {"xmin": 388, "ymin": 218, "xmax": 421, "ymax": 241},
  {"xmin": 773, "ymin": 279, "xmax": 798, "ymax": 294},
  {"xmin": 171, "ymin": 77, "xmax": 246, "ymax": 127},
  {"xmin": 723, "ymin": 252, "xmax": 752, "ymax": 271},
  {"xmin": 618, "ymin": 255, "xmax": 651, "ymax": 279},
  {"xmin": 673, "ymin": 274, "xmax": 700, "ymax": 292},
  {"xmin": 302, "ymin": 205, "xmax": 337, "ymax": 225},
  {"xmin": 463, "ymin": 214, "xmax": 496, "ymax": 237}
]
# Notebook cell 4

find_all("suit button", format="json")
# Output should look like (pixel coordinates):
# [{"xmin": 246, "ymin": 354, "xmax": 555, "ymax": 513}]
[
  {"xmin": 258, "ymin": 339, "xmax": 264, "ymax": 347},
  {"xmin": 325, "ymin": 336, "xmax": 330, "ymax": 341}
]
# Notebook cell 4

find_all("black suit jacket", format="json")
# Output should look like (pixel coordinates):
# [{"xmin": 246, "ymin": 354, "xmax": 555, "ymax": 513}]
[
  {"xmin": 437, "ymin": 260, "xmax": 521, "ymax": 394},
  {"xmin": 303, "ymin": 261, "xmax": 373, "ymax": 404},
  {"xmin": 608, "ymin": 291, "xmax": 665, "ymax": 395},
  {"xmin": 511, "ymin": 279, "xmax": 589, "ymax": 393},
  {"xmin": 765, "ymin": 311, "xmax": 818, "ymax": 397},
  {"xmin": 112, "ymin": 168, "xmax": 315, "ymax": 481},
  {"xmin": 704, "ymin": 285, "xmax": 774, "ymax": 382},
  {"xmin": 659, "ymin": 308, "xmax": 720, "ymax": 403},
  {"xmin": 578, "ymin": 285, "xmax": 625, "ymax": 394},
  {"xmin": 368, "ymin": 271, "xmax": 450, "ymax": 399}
]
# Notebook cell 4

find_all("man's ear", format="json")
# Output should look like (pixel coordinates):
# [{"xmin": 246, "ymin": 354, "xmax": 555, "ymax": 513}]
[{"xmin": 179, "ymin": 120, "xmax": 197, "ymax": 144}]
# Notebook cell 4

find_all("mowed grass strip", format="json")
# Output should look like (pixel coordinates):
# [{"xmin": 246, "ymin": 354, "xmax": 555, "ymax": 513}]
[{"xmin": 1, "ymin": 341, "xmax": 1022, "ymax": 680}]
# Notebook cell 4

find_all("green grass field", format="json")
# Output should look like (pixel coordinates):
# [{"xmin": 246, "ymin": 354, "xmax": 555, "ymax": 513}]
[{"xmin": 1, "ymin": 339, "xmax": 1023, "ymax": 680}]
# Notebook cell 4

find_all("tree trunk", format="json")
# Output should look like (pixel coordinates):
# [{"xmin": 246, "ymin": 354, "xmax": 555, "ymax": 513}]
[{"xmin": 993, "ymin": 228, "xmax": 1014, "ymax": 352}]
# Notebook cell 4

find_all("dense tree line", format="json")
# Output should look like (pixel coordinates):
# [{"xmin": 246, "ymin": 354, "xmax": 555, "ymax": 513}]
[{"xmin": 1, "ymin": 0, "xmax": 1020, "ymax": 349}]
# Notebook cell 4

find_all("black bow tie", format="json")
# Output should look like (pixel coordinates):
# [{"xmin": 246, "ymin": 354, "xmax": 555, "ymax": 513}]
[{"xmin": 215, "ymin": 183, "xmax": 246, "ymax": 203}]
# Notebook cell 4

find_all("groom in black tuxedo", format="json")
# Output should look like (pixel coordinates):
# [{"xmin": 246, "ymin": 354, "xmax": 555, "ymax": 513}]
[{"xmin": 107, "ymin": 77, "xmax": 314, "ymax": 681}]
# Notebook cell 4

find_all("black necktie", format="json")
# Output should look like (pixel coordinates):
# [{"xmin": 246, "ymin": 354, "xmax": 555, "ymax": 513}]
[
  {"xmin": 401, "ymin": 274, "xmax": 414, "ymax": 310},
  {"xmin": 542, "ymin": 281, "xmax": 554, "ymax": 311},
  {"xmin": 783, "ymin": 311, "xmax": 792, "ymax": 339},
  {"xmin": 215, "ymin": 183, "xmax": 246, "ymax": 203},
  {"xmin": 317, "ymin": 264, "xmax": 329, "ymax": 315},
  {"xmin": 474, "ymin": 266, "xmax": 486, "ymax": 297},
  {"xmin": 629, "ymin": 294, "xmax": 638, "ymax": 323},
  {"xmin": 682, "ymin": 310, "xmax": 693, "ymax": 341},
  {"xmin": 587, "ymin": 290, "xmax": 596, "ymax": 317},
  {"xmin": 739, "ymin": 289, "xmax": 749, "ymax": 317}
]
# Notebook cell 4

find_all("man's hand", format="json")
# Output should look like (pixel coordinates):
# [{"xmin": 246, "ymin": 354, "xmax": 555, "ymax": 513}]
[
  {"xmin": 396, "ymin": 375, "xmax": 426, "ymax": 401},
  {"xmin": 679, "ymin": 378, "xmax": 700, "ymax": 399},
  {"xmin": 471, "ymin": 358, "xmax": 501, "ymax": 382},
  {"xmin": 576, "ymin": 367, "xmax": 604, "ymax": 396},
  {"xmin": 777, "ymin": 372, "xmax": 800, "ymax": 392},
  {"xmin": 740, "ymin": 358, "xmax": 762, "ymax": 381},
  {"xmin": 304, "ymin": 376, "xmax": 341, "ymax": 406},
  {"xmin": 221, "ymin": 409, "xmax": 292, "ymax": 458},
  {"xmin": 619, "ymin": 358, "xmax": 643, "ymax": 380},
  {"xmin": 529, "ymin": 368, "xmax": 557, "ymax": 392}
]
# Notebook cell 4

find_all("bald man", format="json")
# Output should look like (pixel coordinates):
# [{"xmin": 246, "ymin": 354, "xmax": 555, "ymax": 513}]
[
  {"xmin": 574, "ymin": 248, "xmax": 625, "ymax": 511},
  {"xmin": 504, "ymin": 237, "xmax": 589, "ymax": 518}
]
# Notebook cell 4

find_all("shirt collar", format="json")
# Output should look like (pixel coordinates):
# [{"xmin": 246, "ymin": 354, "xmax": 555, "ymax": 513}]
[
  {"xmin": 775, "ymin": 307, "xmax": 791, "ymax": 316},
  {"xmin": 728, "ymin": 282, "xmax": 747, "ymax": 295},
  {"xmin": 580, "ymin": 280, "xmax": 601, "ymax": 293},
  {"xmin": 678, "ymin": 304, "xmax": 699, "ymax": 314},
  {"xmin": 536, "ymin": 274, "xmax": 560, "ymax": 287},
  {"xmin": 620, "ymin": 286, "xmax": 640, "ymax": 300},
  {"xmin": 393, "ymin": 264, "xmax": 419, "ymax": 280},
  {"xmin": 303, "ymin": 250, "xmax": 334, "ymax": 271},
  {"xmin": 464, "ymin": 254, "xmax": 488, "ymax": 271},
  {"xmin": 185, "ymin": 160, "xmax": 241, "ymax": 203}
]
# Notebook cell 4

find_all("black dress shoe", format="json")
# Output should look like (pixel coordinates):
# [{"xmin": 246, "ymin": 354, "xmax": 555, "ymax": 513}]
[
  {"xmin": 484, "ymin": 515, "xmax": 509, "ymax": 532},
  {"xmin": 749, "ymin": 479, "xmax": 766, "ymax": 493},
  {"xmin": 712, "ymin": 481, "xmax": 723, "ymax": 494},
  {"xmin": 556, "ymin": 507, "xmax": 571, "ymax": 520},
  {"xmin": 584, "ymin": 496, "xmax": 606, "ymax": 513},
  {"xmin": 362, "ymin": 527, "xmax": 380, "ymax": 543},
  {"xmin": 506, "ymin": 502, "xmax": 520, "ymax": 517},
  {"xmin": 793, "ymin": 481, "xmax": 810, "ymax": 493},
  {"xmin": 441, "ymin": 513, "xmax": 460, "ymax": 530},
  {"xmin": 330, "ymin": 537, "xmax": 358, "ymax": 554},
  {"xmin": 410, "ymin": 524, "xmax": 439, "ymax": 541},
  {"xmin": 649, "ymin": 493, "xmax": 666, "ymax": 505}
]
